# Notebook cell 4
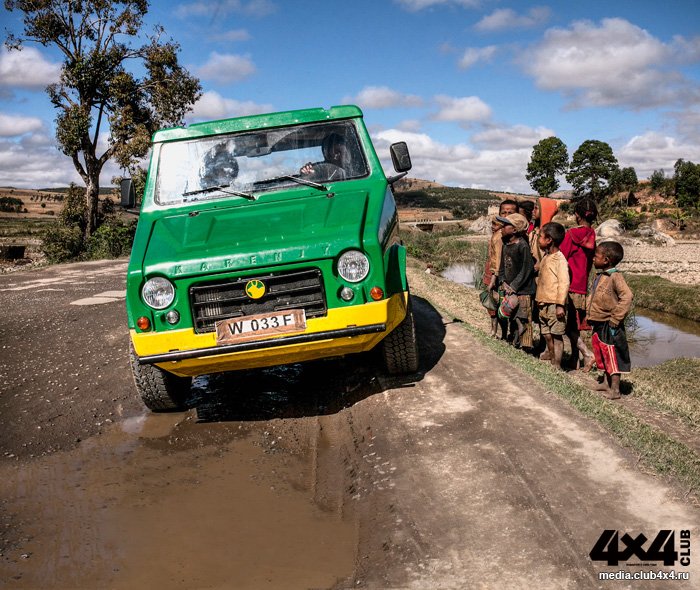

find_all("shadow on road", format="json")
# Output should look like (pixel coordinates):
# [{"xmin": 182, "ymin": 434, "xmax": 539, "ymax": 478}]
[{"xmin": 190, "ymin": 296, "xmax": 446, "ymax": 422}]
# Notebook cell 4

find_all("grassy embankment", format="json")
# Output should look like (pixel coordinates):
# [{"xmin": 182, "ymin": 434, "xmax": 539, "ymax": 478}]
[
  {"xmin": 625, "ymin": 275, "xmax": 700, "ymax": 322},
  {"xmin": 405, "ymin": 232, "xmax": 700, "ymax": 499}
]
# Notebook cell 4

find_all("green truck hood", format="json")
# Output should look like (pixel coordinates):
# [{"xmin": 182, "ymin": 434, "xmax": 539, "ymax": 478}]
[{"xmin": 142, "ymin": 191, "xmax": 368, "ymax": 278}]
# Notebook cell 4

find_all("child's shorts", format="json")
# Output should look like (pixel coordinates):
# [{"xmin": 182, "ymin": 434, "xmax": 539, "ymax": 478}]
[
  {"xmin": 538, "ymin": 303, "xmax": 566, "ymax": 336},
  {"xmin": 566, "ymin": 292, "xmax": 591, "ymax": 331},
  {"xmin": 590, "ymin": 320, "xmax": 631, "ymax": 375}
]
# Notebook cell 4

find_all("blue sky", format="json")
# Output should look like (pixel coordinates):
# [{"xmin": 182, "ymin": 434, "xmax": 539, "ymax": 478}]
[{"xmin": 1, "ymin": 0, "xmax": 699, "ymax": 192}]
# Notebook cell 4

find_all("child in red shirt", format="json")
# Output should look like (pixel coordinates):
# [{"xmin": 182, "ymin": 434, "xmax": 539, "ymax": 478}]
[{"xmin": 560, "ymin": 198, "xmax": 597, "ymax": 371}]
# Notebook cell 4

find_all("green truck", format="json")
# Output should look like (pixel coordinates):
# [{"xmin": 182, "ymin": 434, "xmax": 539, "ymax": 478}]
[{"xmin": 123, "ymin": 105, "xmax": 418, "ymax": 411}]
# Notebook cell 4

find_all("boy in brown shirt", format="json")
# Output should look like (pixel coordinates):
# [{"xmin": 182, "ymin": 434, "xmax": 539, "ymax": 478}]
[
  {"xmin": 587, "ymin": 241, "xmax": 634, "ymax": 399},
  {"xmin": 535, "ymin": 222, "xmax": 569, "ymax": 369}
]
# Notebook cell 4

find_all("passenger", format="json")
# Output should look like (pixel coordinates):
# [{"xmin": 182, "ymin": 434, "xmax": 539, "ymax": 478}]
[
  {"xmin": 587, "ymin": 241, "xmax": 633, "ymax": 400},
  {"xmin": 200, "ymin": 143, "xmax": 238, "ymax": 189},
  {"xmin": 300, "ymin": 133, "xmax": 351, "ymax": 181},
  {"xmin": 496, "ymin": 213, "xmax": 536, "ymax": 348},
  {"xmin": 535, "ymin": 222, "xmax": 569, "ymax": 369},
  {"xmin": 560, "ymin": 198, "xmax": 598, "ymax": 371}
]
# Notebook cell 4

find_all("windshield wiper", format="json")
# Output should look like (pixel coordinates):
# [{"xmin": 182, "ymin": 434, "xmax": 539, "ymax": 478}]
[
  {"xmin": 256, "ymin": 175, "xmax": 328, "ymax": 192},
  {"xmin": 183, "ymin": 184, "xmax": 256, "ymax": 200}
]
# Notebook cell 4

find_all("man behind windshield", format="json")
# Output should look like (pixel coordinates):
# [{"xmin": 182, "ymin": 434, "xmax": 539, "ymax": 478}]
[{"xmin": 300, "ymin": 132, "xmax": 351, "ymax": 182}]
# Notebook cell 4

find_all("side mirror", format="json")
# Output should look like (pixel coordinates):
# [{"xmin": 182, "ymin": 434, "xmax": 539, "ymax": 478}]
[
  {"xmin": 390, "ymin": 142, "xmax": 412, "ymax": 173},
  {"xmin": 120, "ymin": 178, "xmax": 136, "ymax": 209}
]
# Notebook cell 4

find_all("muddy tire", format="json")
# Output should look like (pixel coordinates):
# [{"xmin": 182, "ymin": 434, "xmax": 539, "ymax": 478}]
[
  {"xmin": 129, "ymin": 345, "xmax": 192, "ymax": 412},
  {"xmin": 382, "ymin": 299, "xmax": 419, "ymax": 375}
]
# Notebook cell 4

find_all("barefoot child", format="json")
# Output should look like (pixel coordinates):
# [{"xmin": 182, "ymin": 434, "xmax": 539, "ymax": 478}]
[
  {"xmin": 496, "ymin": 213, "xmax": 536, "ymax": 348},
  {"xmin": 587, "ymin": 241, "xmax": 633, "ymax": 399},
  {"xmin": 483, "ymin": 216, "xmax": 504, "ymax": 337},
  {"xmin": 560, "ymin": 198, "xmax": 597, "ymax": 370},
  {"xmin": 535, "ymin": 222, "xmax": 569, "ymax": 369}
]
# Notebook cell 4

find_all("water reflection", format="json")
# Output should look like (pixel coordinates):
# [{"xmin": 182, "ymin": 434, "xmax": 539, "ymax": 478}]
[
  {"xmin": 442, "ymin": 263, "xmax": 479, "ymax": 288},
  {"xmin": 628, "ymin": 309, "xmax": 700, "ymax": 367}
]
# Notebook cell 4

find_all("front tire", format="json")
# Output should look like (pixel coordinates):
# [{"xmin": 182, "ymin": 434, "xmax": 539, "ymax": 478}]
[
  {"xmin": 382, "ymin": 299, "xmax": 419, "ymax": 375},
  {"xmin": 129, "ymin": 345, "xmax": 192, "ymax": 412}
]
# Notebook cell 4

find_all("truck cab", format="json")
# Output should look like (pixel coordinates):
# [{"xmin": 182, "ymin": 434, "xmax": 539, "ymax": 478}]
[{"xmin": 125, "ymin": 105, "xmax": 418, "ymax": 411}]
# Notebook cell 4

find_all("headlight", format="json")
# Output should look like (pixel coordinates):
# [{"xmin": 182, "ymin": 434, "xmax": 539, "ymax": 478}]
[
  {"xmin": 142, "ymin": 277, "xmax": 175, "ymax": 309},
  {"xmin": 337, "ymin": 250, "xmax": 370, "ymax": 283}
]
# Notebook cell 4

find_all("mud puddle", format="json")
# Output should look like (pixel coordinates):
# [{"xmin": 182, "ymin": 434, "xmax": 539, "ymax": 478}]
[{"xmin": 0, "ymin": 410, "xmax": 359, "ymax": 589}]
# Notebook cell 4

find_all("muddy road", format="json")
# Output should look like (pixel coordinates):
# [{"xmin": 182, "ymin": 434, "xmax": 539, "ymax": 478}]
[{"xmin": 1, "ymin": 260, "xmax": 698, "ymax": 589}]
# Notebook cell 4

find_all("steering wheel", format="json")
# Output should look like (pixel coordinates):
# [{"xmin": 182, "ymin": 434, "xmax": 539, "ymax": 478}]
[{"xmin": 311, "ymin": 162, "xmax": 346, "ymax": 181}]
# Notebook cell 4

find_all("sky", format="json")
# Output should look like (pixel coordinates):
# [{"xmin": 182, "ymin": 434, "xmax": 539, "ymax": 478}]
[{"xmin": 1, "ymin": 0, "xmax": 700, "ymax": 193}]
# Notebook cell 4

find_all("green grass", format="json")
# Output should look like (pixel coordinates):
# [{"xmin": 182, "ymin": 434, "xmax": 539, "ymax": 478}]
[
  {"xmin": 0, "ymin": 216, "xmax": 57, "ymax": 239},
  {"xmin": 625, "ymin": 275, "xmax": 699, "ymax": 322},
  {"xmin": 400, "ymin": 228, "xmax": 488, "ymax": 275},
  {"xmin": 408, "ymin": 265, "xmax": 700, "ymax": 500},
  {"xmin": 627, "ymin": 359, "xmax": 700, "ymax": 430},
  {"xmin": 395, "ymin": 186, "xmax": 499, "ymax": 218}
]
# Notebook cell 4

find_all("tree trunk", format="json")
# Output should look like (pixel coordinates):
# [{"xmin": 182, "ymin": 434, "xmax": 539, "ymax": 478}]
[{"xmin": 85, "ymin": 177, "xmax": 100, "ymax": 241}]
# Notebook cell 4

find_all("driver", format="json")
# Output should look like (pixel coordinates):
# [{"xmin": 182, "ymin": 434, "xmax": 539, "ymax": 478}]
[
  {"xmin": 200, "ymin": 143, "xmax": 239, "ymax": 188},
  {"xmin": 300, "ymin": 133, "xmax": 350, "ymax": 181}
]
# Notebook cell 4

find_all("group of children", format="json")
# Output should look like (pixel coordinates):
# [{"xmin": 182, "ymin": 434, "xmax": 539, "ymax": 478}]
[{"xmin": 482, "ymin": 197, "xmax": 634, "ymax": 399}]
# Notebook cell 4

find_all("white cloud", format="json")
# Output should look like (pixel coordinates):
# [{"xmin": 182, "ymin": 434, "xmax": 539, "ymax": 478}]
[
  {"xmin": 458, "ymin": 46, "xmax": 497, "ymax": 69},
  {"xmin": 0, "ymin": 47, "xmax": 61, "ymax": 90},
  {"xmin": 395, "ymin": 0, "xmax": 480, "ymax": 11},
  {"xmin": 372, "ymin": 128, "xmax": 533, "ymax": 192},
  {"xmin": 176, "ymin": 0, "xmax": 276, "ymax": 18},
  {"xmin": 0, "ymin": 114, "xmax": 44, "ymax": 137},
  {"xmin": 617, "ymin": 132, "xmax": 700, "ymax": 179},
  {"xmin": 398, "ymin": 119, "xmax": 423, "ymax": 132},
  {"xmin": 432, "ymin": 95, "xmax": 492, "ymax": 123},
  {"xmin": 197, "ymin": 52, "xmax": 256, "ymax": 84},
  {"xmin": 212, "ymin": 29, "xmax": 252, "ymax": 42},
  {"xmin": 344, "ymin": 86, "xmax": 424, "ymax": 109},
  {"xmin": 475, "ymin": 7, "xmax": 551, "ymax": 32},
  {"xmin": 471, "ymin": 124, "xmax": 555, "ymax": 149},
  {"xmin": 187, "ymin": 91, "xmax": 273, "ymax": 121},
  {"xmin": 521, "ymin": 18, "xmax": 700, "ymax": 109}
]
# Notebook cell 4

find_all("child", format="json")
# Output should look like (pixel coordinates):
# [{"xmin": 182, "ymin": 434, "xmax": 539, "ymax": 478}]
[
  {"xmin": 496, "ymin": 212, "xmax": 536, "ymax": 348},
  {"xmin": 587, "ymin": 241, "xmax": 633, "ymax": 399},
  {"xmin": 487, "ymin": 200, "xmax": 519, "ymax": 339},
  {"xmin": 529, "ymin": 197, "xmax": 560, "ymax": 270},
  {"xmin": 483, "ymin": 216, "xmax": 504, "ymax": 337},
  {"xmin": 560, "ymin": 198, "xmax": 598, "ymax": 371},
  {"xmin": 535, "ymin": 222, "xmax": 570, "ymax": 369}
]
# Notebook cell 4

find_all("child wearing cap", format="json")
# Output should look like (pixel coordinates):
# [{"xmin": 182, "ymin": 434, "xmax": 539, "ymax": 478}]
[
  {"xmin": 587, "ymin": 241, "xmax": 634, "ymax": 400},
  {"xmin": 497, "ymin": 212, "xmax": 536, "ymax": 348},
  {"xmin": 535, "ymin": 222, "xmax": 569, "ymax": 369}
]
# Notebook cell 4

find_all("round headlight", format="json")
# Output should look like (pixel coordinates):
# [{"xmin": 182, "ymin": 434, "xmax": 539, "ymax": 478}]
[
  {"xmin": 337, "ymin": 250, "xmax": 370, "ymax": 283},
  {"xmin": 142, "ymin": 277, "xmax": 175, "ymax": 310}
]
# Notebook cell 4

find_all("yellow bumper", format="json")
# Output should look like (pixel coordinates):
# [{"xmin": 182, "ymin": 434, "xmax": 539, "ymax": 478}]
[{"xmin": 131, "ymin": 292, "xmax": 408, "ymax": 377}]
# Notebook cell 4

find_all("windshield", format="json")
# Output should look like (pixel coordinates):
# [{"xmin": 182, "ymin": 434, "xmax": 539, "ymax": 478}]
[{"xmin": 155, "ymin": 120, "xmax": 369, "ymax": 205}]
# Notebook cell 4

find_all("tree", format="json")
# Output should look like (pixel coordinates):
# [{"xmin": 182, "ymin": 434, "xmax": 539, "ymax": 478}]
[
  {"xmin": 525, "ymin": 136, "xmax": 569, "ymax": 197},
  {"xmin": 673, "ymin": 159, "xmax": 700, "ymax": 210},
  {"xmin": 5, "ymin": 0, "xmax": 201, "ymax": 238},
  {"xmin": 610, "ymin": 166, "xmax": 638, "ymax": 205},
  {"xmin": 566, "ymin": 140, "xmax": 619, "ymax": 202},
  {"xmin": 649, "ymin": 169, "xmax": 666, "ymax": 191}
]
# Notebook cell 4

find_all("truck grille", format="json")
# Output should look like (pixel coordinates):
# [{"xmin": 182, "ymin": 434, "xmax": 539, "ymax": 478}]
[{"xmin": 190, "ymin": 268, "xmax": 327, "ymax": 334}]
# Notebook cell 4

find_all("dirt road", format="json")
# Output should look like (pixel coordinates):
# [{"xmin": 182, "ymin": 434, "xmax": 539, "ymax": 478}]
[{"xmin": 1, "ymin": 260, "xmax": 697, "ymax": 589}]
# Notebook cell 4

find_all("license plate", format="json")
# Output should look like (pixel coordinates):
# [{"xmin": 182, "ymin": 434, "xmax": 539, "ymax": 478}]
[{"xmin": 215, "ymin": 309, "xmax": 306, "ymax": 345}]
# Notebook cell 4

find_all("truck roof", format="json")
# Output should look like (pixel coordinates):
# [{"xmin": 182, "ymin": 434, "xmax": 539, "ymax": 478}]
[{"xmin": 153, "ymin": 105, "xmax": 364, "ymax": 143}]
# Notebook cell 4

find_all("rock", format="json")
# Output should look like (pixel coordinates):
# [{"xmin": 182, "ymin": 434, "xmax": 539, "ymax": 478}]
[
  {"xmin": 651, "ymin": 218, "xmax": 675, "ymax": 233},
  {"xmin": 596, "ymin": 219, "xmax": 624, "ymax": 238},
  {"xmin": 652, "ymin": 230, "xmax": 676, "ymax": 246},
  {"xmin": 468, "ymin": 215, "xmax": 490, "ymax": 234}
]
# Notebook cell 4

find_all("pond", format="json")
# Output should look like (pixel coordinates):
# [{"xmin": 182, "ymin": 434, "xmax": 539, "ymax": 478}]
[
  {"xmin": 628, "ymin": 308, "xmax": 700, "ymax": 368},
  {"xmin": 441, "ymin": 263, "xmax": 700, "ymax": 368}
]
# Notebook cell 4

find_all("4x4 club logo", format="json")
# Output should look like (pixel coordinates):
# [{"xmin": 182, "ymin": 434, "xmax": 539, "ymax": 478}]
[{"xmin": 590, "ymin": 530, "xmax": 691, "ymax": 566}]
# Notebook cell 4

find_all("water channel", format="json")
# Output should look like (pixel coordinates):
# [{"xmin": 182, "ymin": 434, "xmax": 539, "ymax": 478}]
[{"xmin": 441, "ymin": 263, "xmax": 700, "ymax": 368}]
